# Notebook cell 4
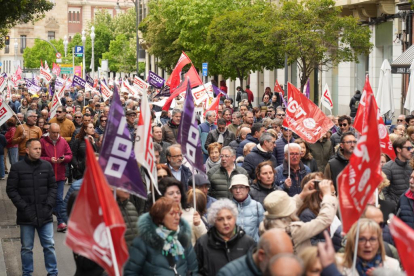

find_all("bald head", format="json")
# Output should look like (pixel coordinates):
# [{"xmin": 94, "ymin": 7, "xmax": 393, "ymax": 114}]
[
  {"xmin": 266, "ymin": 254, "xmax": 303, "ymax": 276},
  {"xmin": 240, "ymin": 127, "xmax": 251, "ymax": 140},
  {"xmin": 255, "ymin": 229, "xmax": 294, "ymax": 273},
  {"xmin": 363, "ymin": 205, "xmax": 384, "ymax": 225}
]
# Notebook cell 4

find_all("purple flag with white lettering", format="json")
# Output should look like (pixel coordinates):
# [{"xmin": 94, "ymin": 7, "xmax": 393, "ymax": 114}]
[
  {"xmin": 177, "ymin": 79, "xmax": 206, "ymax": 174},
  {"xmin": 24, "ymin": 78, "xmax": 41, "ymax": 94},
  {"xmin": 148, "ymin": 71, "xmax": 165, "ymax": 88},
  {"xmin": 71, "ymin": 75, "xmax": 86, "ymax": 89},
  {"xmin": 98, "ymin": 85, "xmax": 147, "ymax": 199},
  {"xmin": 85, "ymin": 73, "xmax": 94, "ymax": 87}
]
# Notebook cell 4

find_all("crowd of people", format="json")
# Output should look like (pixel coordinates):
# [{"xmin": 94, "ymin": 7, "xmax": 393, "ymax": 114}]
[{"xmin": 3, "ymin": 80, "xmax": 412, "ymax": 276}]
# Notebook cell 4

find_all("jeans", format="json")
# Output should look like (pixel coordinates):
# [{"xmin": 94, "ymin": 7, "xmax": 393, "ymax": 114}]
[
  {"xmin": 8, "ymin": 147, "xmax": 18, "ymax": 165},
  {"xmin": 0, "ymin": 154, "xmax": 5, "ymax": 178},
  {"xmin": 54, "ymin": 180, "xmax": 65, "ymax": 225},
  {"xmin": 20, "ymin": 222, "xmax": 58, "ymax": 276}
]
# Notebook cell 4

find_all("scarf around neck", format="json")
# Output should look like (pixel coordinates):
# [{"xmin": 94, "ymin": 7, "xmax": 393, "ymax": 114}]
[
  {"xmin": 217, "ymin": 129, "xmax": 225, "ymax": 144},
  {"xmin": 155, "ymin": 225, "xmax": 185, "ymax": 260},
  {"xmin": 206, "ymin": 157, "xmax": 221, "ymax": 170},
  {"xmin": 356, "ymin": 254, "xmax": 382, "ymax": 276}
]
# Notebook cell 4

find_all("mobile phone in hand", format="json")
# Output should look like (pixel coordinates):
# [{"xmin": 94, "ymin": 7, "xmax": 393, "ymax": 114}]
[
  {"xmin": 59, "ymin": 156, "xmax": 64, "ymax": 160},
  {"xmin": 313, "ymin": 180, "xmax": 321, "ymax": 191}
]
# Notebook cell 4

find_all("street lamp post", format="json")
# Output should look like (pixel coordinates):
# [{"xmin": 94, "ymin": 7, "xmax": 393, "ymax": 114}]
[
  {"xmin": 14, "ymin": 41, "xmax": 18, "ymax": 70},
  {"xmin": 90, "ymin": 26, "xmax": 95, "ymax": 78},
  {"xmin": 81, "ymin": 30, "xmax": 86, "ymax": 78},
  {"xmin": 63, "ymin": 36, "xmax": 68, "ymax": 58}
]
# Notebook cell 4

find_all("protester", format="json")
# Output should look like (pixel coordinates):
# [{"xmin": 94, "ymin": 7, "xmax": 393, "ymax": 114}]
[
  {"xmin": 267, "ymin": 254, "xmax": 304, "ymax": 276},
  {"xmin": 166, "ymin": 144, "xmax": 192, "ymax": 191},
  {"xmin": 12, "ymin": 110, "xmax": 42, "ymax": 160},
  {"xmin": 205, "ymin": 142, "xmax": 222, "ymax": 172},
  {"xmin": 250, "ymin": 161, "xmax": 282, "ymax": 206},
  {"xmin": 152, "ymin": 126, "xmax": 171, "ymax": 164},
  {"xmin": 229, "ymin": 126, "xmax": 251, "ymax": 153},
  {"xmin": 205, "ymin": 118, "xmax": 236, "ymax": 149},
  {"xmin": 195, "ymin": 198, "xmax": 256, "ymax": 275},
  {"xmin": 295, "ymin": 138, "xmax": 318, "ymax": 172},
  {"xmin": 186, "ymin": 189, "xmax": 209, "ymax": 228},
  {"xmin": 115, "ymin": 189, "xmax": 139, "ymax": 246},
  {"xmin": 124, "ymin": 197, "xmax": 198, "ymax": 275},
  {"xmin": 274, "ymin": 126, "xmax": 295, "ymax": 165},
  {"xmin": 349, "ymin": 90, "xmax": 361, "ymax": 119},
  {"xmin": 71, "ymin": 122, "xmax": 98, "ymax": 180},
  {"xmin": 228, "ymin": 111, "xmax": 241, "ymax": 135},
  {"xmin": 199, "ymin": 111, "xmax": 217, "ymax": 161},
  {"xmin": 5, "ymin": 117, "xmax": 18, "ymax": 166},
  {"xmin": 48, "ymin": 106, "xmax": 75, "ymax": 143},
  {"xmin": 397, "ymin": 170, "xmax": 414, "ymax": 229},
  {"xmin": 237, "ymin": 123, "xmax": 265, "ymax": 157},
  {"xmin": 162, "ymin": 109, "xmax": 181, "ymax": 144},
  {"xmin": 330, "ymin": 115, "xmax": 354, "ymax": 149}
]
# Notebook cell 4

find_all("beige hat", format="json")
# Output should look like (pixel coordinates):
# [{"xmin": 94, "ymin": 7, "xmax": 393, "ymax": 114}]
[
  {"xmin": 229, "ymin": 174, "xmax": 250, "ymax": 190},
  {"xmin": 263, "ymin": 191, "xmax": 296, "ymax": 219}
]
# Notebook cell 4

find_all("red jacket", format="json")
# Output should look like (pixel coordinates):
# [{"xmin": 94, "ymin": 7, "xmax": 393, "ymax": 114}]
[
  {"xmin": 40, "ymin": 136, "xmax": 73, "ymax": 181},
  {"xmin": 5, "ymin": 127, "xmax": 17, "ymax": 148}
]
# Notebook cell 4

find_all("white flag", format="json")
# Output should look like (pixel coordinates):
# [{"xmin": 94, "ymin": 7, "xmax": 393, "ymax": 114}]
[
  {"xmin": 123, "ymin": 81, "xmax": 139, "ymax": 97},
  {"xmin": 133, "ymin": 76, "xmax": 149, "ymax": 95},
  {"xmin": 49, "ymin": 92, "xmax": 62, "ymax": 119},
  {"xmin": 0, "ymin": 99, "xmax": 15, "ymax": 127},
  {"xmin": 39, "ymin": 67, "xmax": 53, "ymax": 83},
  {"xmin": 134, "ymin": 91, "xmax": 158, "ymax": 191},
  {"xmin": 405, "ymin": 61, "xmax": 414, "ymax": 113},
  {"xmin": 100, "ymin": 81, "xmax": 113, "ymax": 101},
  {"xmin": 321, "ymin": 83, "xmax": 333, "ymax": 113}
]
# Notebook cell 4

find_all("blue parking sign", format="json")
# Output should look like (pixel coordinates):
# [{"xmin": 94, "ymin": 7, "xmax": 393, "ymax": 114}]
[
  {"xmin": 75, "ymin": 46, "xmax": 83, "ymax": 57},
  {"xmin": 202, "ymin": 63, "xmax": 208, "ymax": 77}
]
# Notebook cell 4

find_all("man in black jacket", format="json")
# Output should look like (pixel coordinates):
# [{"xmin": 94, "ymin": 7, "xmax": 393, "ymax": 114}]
[
  {"xmin": 6, "ymin": 139, "xmax": 58, "ymax": 276},
  {"xmin": 166, "ymin": 144, "xmax": 192, "ymax": 191},
  {"xmin": 205, "ymin": 118, "xmax": 236, "ymax": 149}
]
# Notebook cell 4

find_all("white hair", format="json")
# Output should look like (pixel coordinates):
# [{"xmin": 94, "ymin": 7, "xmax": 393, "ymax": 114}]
[
  {"xmin": 284, "ymin": 143, "xmax": 301, "ymax": 154},
  {"xmin": 207, "ymin": 198, "xmax": 238, "ymax": 226}
]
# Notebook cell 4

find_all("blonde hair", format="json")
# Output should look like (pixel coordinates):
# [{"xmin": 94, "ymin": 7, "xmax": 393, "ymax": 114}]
[
  {"xmin": 378, "ymin": 171, "xmax": 390, "ymax": 191},
  {"xmin": 342, "ymin": 218, "xmax": 385, "ymax": 268},
  {"xmin": 388, "ymin": 133, "xmax": 399, "ymax": 143},
  {"xmin": 298, "ymin": 247, "xmax": 324, "ymax": 274}
]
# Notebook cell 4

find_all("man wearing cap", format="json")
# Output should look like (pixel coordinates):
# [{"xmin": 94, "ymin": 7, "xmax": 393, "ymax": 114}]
[
  {"xmin": 207, "ymin": 146, "xmax": 248, "ymax": 199},
  {"xmin": 125, "ymin": 110, "xmax": 137, "ymax": 142},
  {"xmin": 229, "ymin": 174, "xmax": 264, "ymax": 242},
  {"xmin": 217, "ymin": 229, "xmax": 294, "ymax": 276},
  {"xmin": 188, "ymin": 174, "xmax": 216, "ymax": 209}
]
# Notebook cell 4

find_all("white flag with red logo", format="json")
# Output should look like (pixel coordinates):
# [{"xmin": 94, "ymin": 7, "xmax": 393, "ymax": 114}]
[
  {"xmin": 321, "ymin": 83, "xmax": 333, "ymax": 112},
  {"xmin": 133, "ymin": 76, "xmax": 149, "ymax": 95},
  {"xmin": 52, "ymin": 63, "xmax": 61, "ymax": 75},
  {"xmin": 0, "ymin": 99, "xmax": 15, "ymax": 127},
  {"xmin": 0, "ymin": 73, "xmax": 7, "ymax": 92},
  {"xmin": 354, "ymin": 76, "xmax": 396, "ymax": 160},
  {"xmin": 123, "ymin": 80, "xmax": 138, "ymax": 98},
  {"xmin": 389, "ymin": 215, "xmax": 414, "ymax": 275},
  {"xmin": 283, "ymin": 82, "xmax": 333, "ymax": 143},
  {"xmin": 44, "ymin": 61, "xmax": 50, "ymax": 72},
  {"xmin": 39, "ymin": 67, "xmax": 53, "ymax": 83},
  {"xmin": 6, "ymin": 80, "xmax": 12, "ymax": 101},
  {"xmin": 337, "ymin": 93, "xmax": 383, "ymax": 233},
  {"xmin": 100, "ymin": 81, "xmax": 113, "ymax": 101},
  {"xmin": 49, "ymin": 92, "xmax": 62, "ymax": 119},
  {"xmin": 135, "ymin": 89, "xmax": 158, "ymax": 190}
]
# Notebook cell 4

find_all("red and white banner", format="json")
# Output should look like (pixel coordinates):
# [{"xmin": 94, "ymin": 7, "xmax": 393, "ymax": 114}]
[
  {"xmin": 39, "ymin": 67, "xmax": 53, "ymax": 83},
  {"xmin": 100, "ymin": 82, "xmax": 113, "ymax": 101},
  {"xmin": 389, "ymin": 216, "xmax": 414, "ymax": 276},
  {"xmin": 135, "ymin": 90, "xmax": 158, "ymax": 190},
  {"xmin": 191, "ymin": 85, "xmax": 209, "ymax": 105},
  {"xmin": 122, "ymin": 80, "xmax": 138, "ymax": 97},
  {"xmin": 204, "ymin": 95, "xmax": 220, "ymax": 124},
  {"xmin": 52, "ymin": 63, "xmax": 61, "ymax": 76},
  {"xmin": 321, "ymin": 83, "xmax": 333, "ymax": 112},
  {"xmin": 0, "ymin": 73, "xmax": 7, "ymax": 92},
  {"xmin": 166, "ymin": 52, "xmax": 192, "ymax": 92},
  {"xmin": 184, "ymin": 65, "xmax": 202, "ymax": 88},
  {"xmin": 6, "ymin": 81, "xmax": 12, "ymax": 101},
  {"xmin": 283, "ymin": 82, "xmax": 334, "ymax": 143},
  {"xmin": 0, "ymin": 99, "xmax": 15, "ymax": 127},
  {"xmin": 133, "ymin": 76, "xmax": 149, "ymax": 95},
  {"xmin": 44, "ymin": 61, "xmax": 50, "ymax": 72},
  {"xmin": 274, "ymin": 79, "xmax": 284, "ymax": 95},
  {"xmin": 56, "ymin": 81, "xmax": 67, "ymax": 99},
  {"xmin": 162, "ymin": 78, "xmax": 189, "ymax": 111},
  {"xmin": 49, "ymin": 92, "xmax": 62, "ymax": 119},
  {"xmin": 354, "ymin": 76, "xmax": 396, "ymax": 160},
  {"xmin": 337, "ymin": 93, "xmax": 383, "ymax": 233},
  {"xmin": 66, "ymin": 140, "xmax": 129, "ymax": 276}
]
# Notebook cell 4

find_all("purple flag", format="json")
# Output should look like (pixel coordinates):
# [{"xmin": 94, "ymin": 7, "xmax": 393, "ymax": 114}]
[
  {"xmin": 212, "ymin": 84, "xmax": 228, "ymax": 98},
  {"xmin": 24, "ymin": 78, "xmax": 41, "ymax": 94},
  {"xmin": 154, "ymin": 85, "xmax": 170, "ymax": 98},
  {"xmin": 98, "ymin": 85, "xmax": 147, "ymax": 199},
  {"xmin": 71, "ymin": 75, "xmax": 86, "ymax": 88},
  {"xmin": 177, "ymin": 79, "xmax": 206, "ymax": 174},
  {"xmin": 305, "ymin": 79, "xmax": 310, "ymax": 99},
  {"xmin": 85, "ymin": 73, "xmax": 94, "ymax": 87},
  {"xmin": 280, "ymin": 92, "xmax": 288, "ymax": 108},
  {"xmin": 148, "ymin": 71, "xmax": 165, "ymax": 88}
]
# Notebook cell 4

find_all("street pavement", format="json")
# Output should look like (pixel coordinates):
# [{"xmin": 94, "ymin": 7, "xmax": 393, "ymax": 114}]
[{"xmin": 0, "ymin": 176, "xmax": 76, "ymax": 276}]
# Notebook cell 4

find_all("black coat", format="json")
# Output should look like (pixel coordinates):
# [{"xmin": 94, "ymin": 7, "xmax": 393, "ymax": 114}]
[
  {"xmin": 383, "ymin": 159, "xmax": 413, "ymax": 205},
  {"xmin": 205, "ymin": 129, "xmax": 236, "ymax": 150},
  {"xmin": 249, "ymin": 181, "xmax": 281, "ymax": 207},
  {"xmin": 6, "ymin": 156, "xmax": 57, "ymax": 227},
  {"xmin": 349, "ymin": 93, "xmax": 361, "ymax": 117},
  {"xmin": 71, "ymin": 138, "xmax": 98, "ymax": 179},
  {"xmin": 195, "ymin": 226, "xmax": 256, "ymax": 276},
  {"xmin": 242, "ymin": 146, "xmax": 277, "ymax": 179},
  {"xmin": 237, "ymin": 134, "xmax": 259, "ymax": 158}
]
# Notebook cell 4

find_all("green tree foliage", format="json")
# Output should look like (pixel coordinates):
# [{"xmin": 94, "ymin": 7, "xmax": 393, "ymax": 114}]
[
  {"xmin": 207, "ymin": 2, "xmax": 283, "ymax": 84},
  {"xmin": 102, "ymin": 34, "xmax": 137, "ymax": 73},
  {"xmin": 270, "ymin": 0, "xmax": 372, "ymax": 91},
  {"xmin": 23, "ymin": 39, "xmax": 64, "ymax": 68},
  {"xmin": 0, "ymin": 0, "xmax": 53, "ymax": 48}
]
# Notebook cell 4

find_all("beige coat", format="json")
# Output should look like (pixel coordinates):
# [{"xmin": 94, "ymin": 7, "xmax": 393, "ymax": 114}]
[
  {"xmin": 181, "ymin": 207, "xmax": 207, "ymax": 246},
  {"xmin": 335, "ymin": 254, "xmax": 400, "ymax": 275},
  {"xmin": 259, "ymin": 194, "xmax": 338, "ymax": 254}
]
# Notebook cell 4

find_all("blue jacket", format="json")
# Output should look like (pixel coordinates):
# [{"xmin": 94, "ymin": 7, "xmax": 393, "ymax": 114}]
[
  {"xmin": 232, "ymin": 195, "xmax": 264, "ymax": 242},
  {"xmin": 217, "ymin": 247, "xmax": 262, "ymax": 276},
  {"xmin": 237, "ymin": 134, "xmax": 259, "ymax": 158},
  {"xmin": 275, "ymin": 160, "xmax": 311, "ymax": 197},
  {"xmin": 168, "ymin": 163, "xmax": 193, "ymax": 191},
  {"xmin": 273, "ymin": 136, "xmax": 295, "ymax": 166},
  {"xmin": 397, "ymin": 190, "xmax": 414, "ymax": 229},
  {"xmin": 124, "ymin": 213, "xmax": 198, "ymax": 276},
  {"xmin": 242, "ymin": 145, "xmax": 278, "ymax": 179},
  {"xmin": 199, "ymin": 122, "xmax": 217, "ymax": 155}
]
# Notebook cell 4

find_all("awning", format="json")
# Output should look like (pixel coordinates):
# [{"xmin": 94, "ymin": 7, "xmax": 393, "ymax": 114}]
[{"xmin": 391, "ymin": 44, "xmax": 414, "ymax": 74}]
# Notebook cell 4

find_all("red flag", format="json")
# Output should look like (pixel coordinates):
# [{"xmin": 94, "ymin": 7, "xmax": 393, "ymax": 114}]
[
  {"xmin": 65, "ymin": 140, "xmax": 129, "ymax": 276},
  {"xmin": 354, "ymin": 76, "xmax": 396, "ymax": 160},
  {"xmin": 40, "ymin": 60, "xmax": 44, "ymax": 69},
  {"xmin": 389, "ymin": 215, "xmax": 414, "ymax": 276},
  {"xmin": 162, "ymin": 78, "xmax": 189, "ymax": 111},
  {"xmin": 166, "ymin": 52, "xmax": 191, "ymax": 92},
  {"xmin": 337, "ymin": 94, "xmax": 383, "ymax": 233},
  {"xmin": 15, "ymin": 66, "xmax": 22, "ymax": 76},
  {"xmin": 283, "ymin": 82, "xmax": 333, "ymax": 143},
  {"xmin": 184, "ymin": 65, "xmax": 202, "ymax": 88},
  {"xmin": 204, "ymin": 96, "xmax": 220, "ymax": 124},
  {"xmin": 52, "ymin": 63, "xmax": 61, "ymax": 75},
  {"xmin": 274, "ymin": 80, "xmax": 284, "ymax": 95}
]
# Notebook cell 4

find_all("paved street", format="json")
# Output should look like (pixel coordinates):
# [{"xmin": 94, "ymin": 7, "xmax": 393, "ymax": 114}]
[{"xmin": 0, "ymin": 177, "xmax": 76, "ymax": 276}]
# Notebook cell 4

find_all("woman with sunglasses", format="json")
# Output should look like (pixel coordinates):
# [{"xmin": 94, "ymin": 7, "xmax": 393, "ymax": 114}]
[
  {"xmin": 124, "ymin": 197, "xmax": 198, "ymax": 276},
  {"xmin": 153, "ymin": 177, "xmax": 207, "ymax": 245}
]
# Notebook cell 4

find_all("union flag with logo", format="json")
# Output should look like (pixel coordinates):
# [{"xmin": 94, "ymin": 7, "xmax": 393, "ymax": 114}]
[{"xmin": 283, "ymin": 82, "xmax": 333, "ymax": 143}]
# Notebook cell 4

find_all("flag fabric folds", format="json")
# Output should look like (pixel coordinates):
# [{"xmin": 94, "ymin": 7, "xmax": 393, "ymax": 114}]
[
  {"xmin": 321, "ymin": 83, "xmax": 333, "ymax": 112},
  {"xmin": 98, "ymin": 86, "xmax": 147, "ymax": 199},
  {"xmin": 65, "ymin": 140, "xmax": 129, "ymax": 276},
  {"xmin": 166, "ymin": 52, "xmax": 192, "ymax": 92},
  {"xmin": 0, "ymin": 99, "xmax": 15, "ymax": 127},
  {"xmin": 274, "ymin": 80, "xmax": 284, "ymax": 95},
  {"xmin": 375, "ymin": 59, "xmax": 394, "ymax": 117},
  {"xmin": 389, "ymin": 215, "xmax": 414, "ymax": 276}
]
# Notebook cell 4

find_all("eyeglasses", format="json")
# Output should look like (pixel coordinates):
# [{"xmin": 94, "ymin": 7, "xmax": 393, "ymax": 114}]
[
  {"xmin": 101, "ymin": 120, "xmax": 107, "ymax": 122},
  {"xmin": 343, "ymin": 141, "xmax": 357, "ymax": 145},
  {"xmin": 358, "ymin": 237, "xmax": 378, "ymax": 245},
  {"xmin": 339, "ymin": 124, "xmax": 348, "ymax": 127},
  {"xmin": 277, "ymin": 114, "xmax": 285, "ymax": 117},
  {"xmin": 74, "ymin": 116, "xmax": 82, "ymax": 119},
  {"xmin": 403, "ymin": 146, "xmax": 413, "ymax": 151},
  {"xmin": 220, "ymin": 155, "xmax": 233, "ymax": 159},
  {"xmin": 169, "ymin": 210, "xmax": 182, "ymax": 217},
  {"xmin": 56, "ymin": 111, "xmax": 62, "ymax": 114},
  {"xmin": 289, "ymin": 153, "xmax": 300, "ymax": 156},
  {"xmin": 170, "ymin": 154, "xmax": 183, "ymax": 158},
  {"xmin": 397, "ymin": 119, "xmax": 404, "ymax": 122}
]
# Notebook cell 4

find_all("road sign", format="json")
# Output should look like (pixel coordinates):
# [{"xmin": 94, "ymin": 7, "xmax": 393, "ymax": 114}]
[
  {"xmin": 56, "ymin": 52, "xmax": 62, "ymax": 59},
  {"xmin": 56, "ymin": 59, "xmax": 62, "ymax": 63},
  {"xmin": 202, "ymin": 62, "xmax": 208, "ymax": 77},
  {"xmin": 0, "ymin": 62, "xmax": 3, "ymax": 67},
  {"xmin": 75, "ymin": 46, "xmax": 83, "ymax": 57},
  {"xmin": 60, "ymin": 66, "xmax": 73, "ymax": 75}
]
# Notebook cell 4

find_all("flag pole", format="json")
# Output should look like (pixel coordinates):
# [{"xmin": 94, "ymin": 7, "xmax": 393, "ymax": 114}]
[
  {"xmin": 287, "ymin": 143, "xmax": 291, "ymax": 179},
  {"xmin": 375, "ymin": 189, "xmax": 379, "ymax": 208},
  {"xmin": 352, "ymin": 219, "xmax": 361, "ymax": 274},
  {"xmin": 151, "ymin": 180, "xmax": 155, "ymax": 204},
  {"xmin": 105, "ymin": 227, "xmax": 120, "ymax": 276},
  {"xmin": 192, "ymin": 169, "xmax": 196, "ymax": 212}
]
